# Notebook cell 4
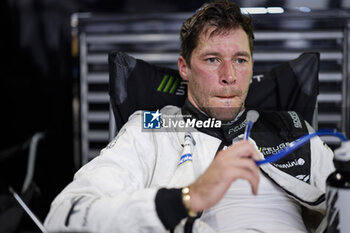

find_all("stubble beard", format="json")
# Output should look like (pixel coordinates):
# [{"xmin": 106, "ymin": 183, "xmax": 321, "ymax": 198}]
[
  {"xmin": 202, "ymin": 102, "xmax": 244, "ymax": 121},
  {"xmin": 190, "ymin": 85, "xmax": 246, "ymax": 121}
]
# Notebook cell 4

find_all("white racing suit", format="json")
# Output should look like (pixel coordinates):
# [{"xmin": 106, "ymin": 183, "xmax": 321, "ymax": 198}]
[{"xmin": 44, "ymin": 103, "xmax": 334, "ymax": 233}]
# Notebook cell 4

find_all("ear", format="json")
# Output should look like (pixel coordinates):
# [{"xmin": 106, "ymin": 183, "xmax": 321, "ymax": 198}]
[{"xmin": 178, "ymin": 56, "xmax": 190, "ymax": 81}]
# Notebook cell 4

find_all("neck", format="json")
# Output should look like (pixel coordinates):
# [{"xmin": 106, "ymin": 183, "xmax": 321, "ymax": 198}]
[{"xmin": 181, "ymin": 99, "xmax": 248, "ymax": 145}]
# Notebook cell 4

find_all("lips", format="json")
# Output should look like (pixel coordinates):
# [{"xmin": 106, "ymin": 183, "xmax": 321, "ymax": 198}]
[
  {"xmin": 217, "ymin": 95, "xmax": 235, "ymax": 99},
  {"xmin": 213, "ymin": 88, "xmax": 241, "ymax": 100}
]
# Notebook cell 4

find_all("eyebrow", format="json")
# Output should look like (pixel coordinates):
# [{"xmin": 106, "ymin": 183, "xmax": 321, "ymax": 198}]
[
  {"xmin": 202, "ymin": 51, "xmax": 251, "ymax": 59},
  {"xmin": 235, "ymin": 51, "xmax": 251, "ymax": 58}
]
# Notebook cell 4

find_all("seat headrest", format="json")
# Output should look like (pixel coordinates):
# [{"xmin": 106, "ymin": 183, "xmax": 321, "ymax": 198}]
[{"xmin": 109, "ymin": 51, "xmax": 319, "ymax": 130}]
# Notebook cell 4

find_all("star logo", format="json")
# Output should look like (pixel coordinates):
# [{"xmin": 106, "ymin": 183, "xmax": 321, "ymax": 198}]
[
  {"xmin": 143, "ymin": 110, "xmax": 162, "ymax": 129},
  {"xmin": 151, "ymin": 110, "xmax": 161, "ymax": 122}
]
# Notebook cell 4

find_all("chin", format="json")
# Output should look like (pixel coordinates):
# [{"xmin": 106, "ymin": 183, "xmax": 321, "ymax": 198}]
[
  {"xmin": 204, "ymin": 107, "xmax": 242, "ymax": 121},
  {"xmin": 217, "ymin": 112, "xmax": 239, "ymax": 121}
]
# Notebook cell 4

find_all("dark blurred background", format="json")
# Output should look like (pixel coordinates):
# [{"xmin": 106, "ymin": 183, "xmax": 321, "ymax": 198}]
[{"xmin": 1, "ymin": 0, "xmax": 350, "ymax": 232}]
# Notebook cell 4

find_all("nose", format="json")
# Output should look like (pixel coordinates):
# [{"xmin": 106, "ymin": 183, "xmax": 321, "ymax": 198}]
[{"xmin": 219, "ymin": 61, "xmax": 236, "ymax": 85}]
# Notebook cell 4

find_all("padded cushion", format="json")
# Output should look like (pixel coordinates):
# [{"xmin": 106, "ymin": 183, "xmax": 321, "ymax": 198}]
[
  {"xmin": 246, "ymin": 52, "xmax": 319, "ymax": 123},
  {"xmin": 109, "ymin": 51, "xmax": 319, "ymax": 131},
  {"xmin": 109, "ymin": 52, "xmax": 187, "ymax": 130}
]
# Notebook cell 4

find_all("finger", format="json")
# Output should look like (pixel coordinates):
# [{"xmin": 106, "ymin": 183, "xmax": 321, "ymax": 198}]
[
  {"xmin": 251, "ymin": 149, "xmax": 263, "ymax": 161},
  {"xmin": 211, "ymin": 155, "xmax": 260, "ymax": 190},
  {"xmin": 240, "ymin": 160, "xmax": 260, "ymax": 188},
  {"xmin": 226, "ymin": 141, "xmax": 260, "ymax": 159},
  {"xmin": 228, "ymin": 157, "xmax": 259, "ymax": 174},
  {"xmin": 227, "ymin": 158, "xmax": 260, "ymax": 189},
  {"xmin": 231, "ymin": 167, "xmax": 260, "ymax": 195}
]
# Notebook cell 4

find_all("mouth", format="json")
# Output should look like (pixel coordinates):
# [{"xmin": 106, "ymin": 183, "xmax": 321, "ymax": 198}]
[{"xmin": 217, "ymin": 95, "xmax": 235, "ymax": 99}]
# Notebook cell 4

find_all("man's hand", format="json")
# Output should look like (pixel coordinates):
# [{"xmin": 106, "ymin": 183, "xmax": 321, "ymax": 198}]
[{"xmin": 188, "ymin": 140, "xmax": 261, "ymax": 213}]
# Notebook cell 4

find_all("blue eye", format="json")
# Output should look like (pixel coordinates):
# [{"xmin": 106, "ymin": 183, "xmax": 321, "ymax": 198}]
[
  {"xmin": 206, "ymin": 57, "xmax": 217, "ymax": 63},
  {"xmin": 236, "ymin": 58, "xmax": 247, "ymax": 64}
]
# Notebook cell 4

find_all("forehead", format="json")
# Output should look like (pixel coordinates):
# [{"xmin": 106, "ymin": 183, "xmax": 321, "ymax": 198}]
[{"xmin": 195, "ymin": 26, "xmax": 251, "ymax": 55}]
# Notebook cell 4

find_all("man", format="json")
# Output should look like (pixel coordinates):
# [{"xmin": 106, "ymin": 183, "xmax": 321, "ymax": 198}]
[{"xmin": 44, "ymin": 1, "xmax": 334, "ymax": 232}]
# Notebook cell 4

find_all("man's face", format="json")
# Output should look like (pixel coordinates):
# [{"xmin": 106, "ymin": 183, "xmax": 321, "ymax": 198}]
[{"xmin": 178, "ymin": 27, "xmax": 253, "ymax": 121}]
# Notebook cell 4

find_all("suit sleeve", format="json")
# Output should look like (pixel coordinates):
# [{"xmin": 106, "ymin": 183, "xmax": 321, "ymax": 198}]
[
  {"xmin": 44, "ymin": 116, "xmax": 169, "ymax": 233},
  {"xmin": 305, "ymin": 121, "xmax": 335, "ymax": 195}
]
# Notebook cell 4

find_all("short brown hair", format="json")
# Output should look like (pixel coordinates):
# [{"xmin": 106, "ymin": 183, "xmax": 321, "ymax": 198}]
[{"xmin": 180, "ymin": 0, "xmax": 254, "ymax": 67}]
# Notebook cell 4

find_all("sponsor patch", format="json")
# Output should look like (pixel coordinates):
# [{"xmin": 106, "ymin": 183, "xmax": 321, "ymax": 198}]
[
  {"xmin": 178, "ymin": 153, "xmax": 192, "ymax": 165},
  {"xmin": 272, "ymin": 158, "xmax": 306, "ymax": 169},
  {"xmin": 288, "ymin": 111, "xmax": 302, "ymax": 129}
]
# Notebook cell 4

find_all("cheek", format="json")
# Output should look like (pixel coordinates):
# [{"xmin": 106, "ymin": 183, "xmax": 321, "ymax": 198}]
[
  {"xmin": 236, "ymin": 67, "xmax": 252, "ymax": 86},
  {"xmin": 191, "ymin": 68, "xmax": 216, "ymax": 89},
  {"xmin": 192, "ymin": 63, "xmax": 211, "ymax": 78}
]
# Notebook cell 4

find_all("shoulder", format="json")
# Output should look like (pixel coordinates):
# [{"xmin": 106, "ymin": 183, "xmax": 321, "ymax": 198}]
[
  {"xmin": 259, "ymin": 111, "xmax": 305, "ymax": 127},
  {"xmin": 256, "ymin": 111, "xmax": 309, "ymax": 138},
  {"xmin": 127, "ymin": 105, "xmax": 181, "ymax": 122},
  {"xmin": 114, "ymin": 105, "xmax": 182, "ymax": 141}
]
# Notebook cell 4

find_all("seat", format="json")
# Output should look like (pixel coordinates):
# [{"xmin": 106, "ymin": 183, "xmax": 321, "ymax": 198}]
[
  {"xmin": 108, "ymin": 51, "xmax": 319, "ymax": 138},
  {"xmin": 108, "ymin": 51, "xmax": 323, "ymax": 233}
]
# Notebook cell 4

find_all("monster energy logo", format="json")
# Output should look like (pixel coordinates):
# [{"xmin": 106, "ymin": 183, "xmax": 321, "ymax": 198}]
[{"xmin": 157, "ymin": 75, "xmax": 182, "ymax": 94}]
